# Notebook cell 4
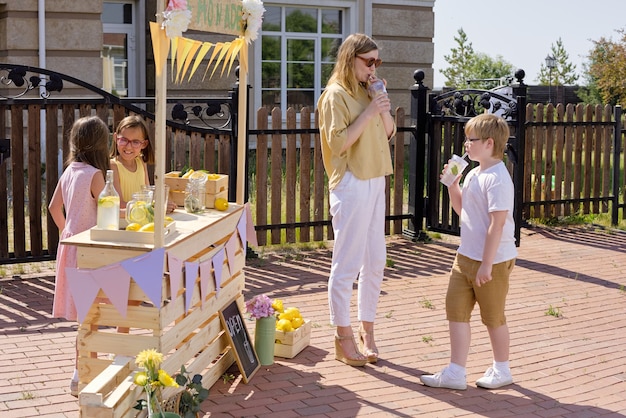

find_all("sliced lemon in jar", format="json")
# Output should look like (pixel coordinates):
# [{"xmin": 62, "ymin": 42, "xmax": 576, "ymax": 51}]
[
  {"xmin": 129, "ymin": 205, "xmax": 148, "ymax": 223},
  {"xmin": 189, "ymin": 170, "xmax": 208, "ymax": 181},
  {"xmin": 98, "ymin": 196, "xmax": 119, "ymax": 208},
  {"xmin": 214, "ymin": 197, "xmax": 228, "ymax": 211}
]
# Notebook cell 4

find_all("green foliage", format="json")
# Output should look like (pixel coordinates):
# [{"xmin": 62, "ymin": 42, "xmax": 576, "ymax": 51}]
[
  {"xmin": 174, "ymin": 366, "xmax": 209, "ymax": 418},
  {"xmin": 584, "ymin": 30, "xmax": 626, "ymax": 105},
  {"xmin": 537, "ymin": 38, "xmax": 579, "ymax": 86},
  {"xmin": 441, "ymin": 28, "xmax": 514, "ymax": 89}
]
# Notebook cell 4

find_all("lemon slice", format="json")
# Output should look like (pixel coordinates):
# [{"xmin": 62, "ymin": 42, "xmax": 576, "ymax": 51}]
[
  {"xmin": 189, "ymin": 170, "xmax": 208, "ymax": 183},
  {"xmin": 451, "ymin": 165, "xmax": 459, "ymax": 175},
  {"xmin": 129, "ymin": 205, "xmax": 148, "ymax": 223},
  {"xmin": 98, "ymin": 196, "xmax": 119, "ymax": 208}
]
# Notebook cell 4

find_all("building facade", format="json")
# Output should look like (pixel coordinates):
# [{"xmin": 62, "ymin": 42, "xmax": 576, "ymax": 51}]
[{"xmin": 0, "ymin": 0, "xmax": 435, "ymax": 119}]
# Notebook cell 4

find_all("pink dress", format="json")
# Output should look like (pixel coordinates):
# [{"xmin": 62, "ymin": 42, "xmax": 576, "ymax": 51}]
[{"xmin": 52, "ymin": 162, "xmax": 100, "ymax": 321}]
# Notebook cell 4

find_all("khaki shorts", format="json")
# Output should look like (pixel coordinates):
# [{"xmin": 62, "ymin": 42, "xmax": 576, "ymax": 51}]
[{"xmin": 445, "ymin": 253, "xmax": 515, "ymax": 328}]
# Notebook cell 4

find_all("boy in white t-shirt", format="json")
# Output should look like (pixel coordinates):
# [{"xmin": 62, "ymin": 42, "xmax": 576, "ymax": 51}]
[{"xmin": 420, "ymin": 113, "xmax": 518, "ymax": 390}]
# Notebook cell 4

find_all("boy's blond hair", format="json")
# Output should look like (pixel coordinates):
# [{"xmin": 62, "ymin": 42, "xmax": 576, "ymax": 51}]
[{"xmin": 464, "ymin": 113, "xmax": 510, "ymax": 158}]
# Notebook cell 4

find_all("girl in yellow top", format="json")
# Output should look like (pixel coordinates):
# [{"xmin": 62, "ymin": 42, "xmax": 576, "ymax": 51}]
[
  {"xmin": 110, "ymin": 115, "xmax": 153, "ymax": 208},
  {"xmin": 317, "ymin": 33, "xmax": 395, "ymax": 367}
]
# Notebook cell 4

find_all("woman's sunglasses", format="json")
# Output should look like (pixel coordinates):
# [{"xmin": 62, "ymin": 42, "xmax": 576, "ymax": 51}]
[{"xmin": 355, "ymin": 55, "xmax": 383, "ymax": 68}]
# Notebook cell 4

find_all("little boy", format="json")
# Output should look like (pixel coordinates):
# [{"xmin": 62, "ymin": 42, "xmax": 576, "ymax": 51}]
[{"xmin": 420, "ymin": 113, "xmax": 517, "ymax": 390}]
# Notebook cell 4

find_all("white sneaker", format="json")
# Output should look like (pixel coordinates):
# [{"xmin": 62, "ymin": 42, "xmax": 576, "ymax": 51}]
[
  {"xmin": 476, "ymin": 367, "xmax": 513, "ymax": 389},
  {"xmin": 420, "ymin": 367, "xmax": 467, "ymax": 390}
]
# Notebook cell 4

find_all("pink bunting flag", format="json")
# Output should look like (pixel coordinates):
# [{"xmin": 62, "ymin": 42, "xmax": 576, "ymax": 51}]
[
  {"xmin": 66, "ymin": 268, "xmax": 101, "ymax": 324},
  {"xmin": 184, "ymin": 261, "xmax": 199, "ymax": 313},
  {"xmin": 120, "ymin": 248, "xmax": 165, "ymax": 307},
  {"xmin": 90, "ymin": 264, "xmax": 131, "ymax": 318},
  {"xmin": 244, "ymin": 202, "xmax": 258, "ymax": 247},
  {"xmin": 199, "ymin": 259, "xmax": 214, "ymax": 307},
  {"xmin": 167, "ymin": 252, "xmax": 184, "ymax": 300},
  {"xmin": 212, "ymin": 248, "xmax": 225, "ymax": 295},
  {"xmin": 237, "ymin": 208, "xmax": 247, "ymax": 249}
]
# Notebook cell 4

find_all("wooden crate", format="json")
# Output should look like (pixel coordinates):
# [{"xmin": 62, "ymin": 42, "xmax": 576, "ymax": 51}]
[
  {"xmin": 89, "ymin": 221, "xmax": 176, "ymax": 244},
  {"xmin": 63, "ymin": 206, "xmax": 247, "ymax": 417},
  {"xmin": 165, "ymin": 172, "xmax": 228, "ymax": 193},
  {"xmin": 274, "ymin": 320, "xmax": 311, "ymax": 358}
]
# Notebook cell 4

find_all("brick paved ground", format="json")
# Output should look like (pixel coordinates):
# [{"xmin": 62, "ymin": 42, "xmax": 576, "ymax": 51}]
[{"xmin": 1, "ymin": 224, "xmax": 625, "ymax": 417}]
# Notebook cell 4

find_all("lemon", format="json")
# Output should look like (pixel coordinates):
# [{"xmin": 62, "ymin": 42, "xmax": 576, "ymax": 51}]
[
  {"xmin": 276, "ymin": 319, "xmax": 293, "ymax": 332},
  {"xmin": 181, "ymin": 168, "xmax": 195, "ymax": 179},
  {"xmin": 214, "ymin": 197, "xmax": 228, "ymax": 211},
  {"xmin": 165, "ymin": 216, "xmax": 174, "ymax": 225},
  {"xmin": 139, "ymin": 222, "xmax": 155, "ymax": 232},
  {"xmin": 125, "ymin": 223, "xmax": 142, "ymax": 231},
  {"xmin": 451, "ymin": 165, "xmax": 459, "ymax": 175},
  {"xmin": 207, "ymin": 173, "xmax": 221, "ymax": 180},
  {"xmin": 291, "ymin": 317, "xmax": 304, "ymax": 329}
]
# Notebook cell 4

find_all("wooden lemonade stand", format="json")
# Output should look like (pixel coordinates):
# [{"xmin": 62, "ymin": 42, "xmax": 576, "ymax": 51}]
[{"xmin": 60, "ymin": 1, "xmax": 262, "ymax": 416}]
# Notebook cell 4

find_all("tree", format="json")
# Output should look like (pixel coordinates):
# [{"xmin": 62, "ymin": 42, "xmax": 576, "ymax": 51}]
[
  {"xmin": 581, "ymin": 30, "xmax": 626, "ymax": 105},
  {"xmin": 442, "ymin": 28, "xmax": 515, "ymax": 90},
  {"xmin": 537, "ymin": 38, "xmax": 579, "ymax": 86}
]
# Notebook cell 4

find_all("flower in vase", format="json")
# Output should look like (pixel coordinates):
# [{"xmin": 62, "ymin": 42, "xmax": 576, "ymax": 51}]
[
  {"xmin": 133, "ymin": 349, "xmax": 179, "ymax": 416},
  {"xmin": 245, "ymin": 294, "xmax": 284, "ymax": 319}
]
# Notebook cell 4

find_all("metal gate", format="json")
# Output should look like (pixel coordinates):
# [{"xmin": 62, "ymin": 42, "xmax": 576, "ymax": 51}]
[{"xmin": 404, "ymin": 70, "xmax": 527, "ymax": 246}]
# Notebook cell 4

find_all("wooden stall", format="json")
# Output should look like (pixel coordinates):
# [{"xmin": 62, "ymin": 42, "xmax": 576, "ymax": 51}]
[{"xmin": 62, "ymin": 205, "xmax": 249, "ymax": 417}]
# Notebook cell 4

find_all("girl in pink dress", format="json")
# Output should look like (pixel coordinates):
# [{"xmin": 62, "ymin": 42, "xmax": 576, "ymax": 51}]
[{"xmin": 48, "ymin": 115, "xmax": 111, "ymax": 396}]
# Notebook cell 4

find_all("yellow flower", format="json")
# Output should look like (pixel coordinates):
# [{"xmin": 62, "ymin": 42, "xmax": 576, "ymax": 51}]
[
  {"xmin": 134, "ymin": 371, "xmax": 148, "ymax": 386},
  {"xmin": 158, "ymin": 369, "xmax": 179, "ymax": 388},
  {"xmin": 271, "ymin": 299, "xmax": 284, "ymax": 313},
  {"xmin": 136, "ymin": 348, "xmax": 164, "ymax": 372}
]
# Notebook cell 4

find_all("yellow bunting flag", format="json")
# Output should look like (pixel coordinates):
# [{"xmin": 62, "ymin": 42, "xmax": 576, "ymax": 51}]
[{"xmin": 149, "ymin": 22, "xmax": 169, "ymax": 77}]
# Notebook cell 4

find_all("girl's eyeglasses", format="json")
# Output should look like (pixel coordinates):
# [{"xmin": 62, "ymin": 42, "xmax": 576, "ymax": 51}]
[
  {"xmin": 355, "ymin": 55, "xmax": 382, "ymax": 68},
  {"xmin": 116, "ymin": 136, "xmax": 146, "ymax": 148}
]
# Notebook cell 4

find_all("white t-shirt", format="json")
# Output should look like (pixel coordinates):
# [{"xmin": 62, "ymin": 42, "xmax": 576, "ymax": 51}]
[{"xmin": 457, "ymin": 161, "xmax": 518, "ymax": 263}]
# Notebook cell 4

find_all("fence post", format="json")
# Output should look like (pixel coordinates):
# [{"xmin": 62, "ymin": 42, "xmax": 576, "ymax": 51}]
[
  {"xmin": 511, "ymin": 73, "xmax": 527, "ymax": 246},
  {"xmin": 403, "ymin": 70, "xmax": 428, "ymax": 241},
  {"xmin": 612, "ymin": 105, "xmax": 622, "ymax": 225}
]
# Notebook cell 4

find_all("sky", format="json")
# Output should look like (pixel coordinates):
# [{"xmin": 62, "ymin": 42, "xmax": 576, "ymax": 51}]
[{"xmin": 432, "ymin": 0, "xmax": 626, "ymax": 88}]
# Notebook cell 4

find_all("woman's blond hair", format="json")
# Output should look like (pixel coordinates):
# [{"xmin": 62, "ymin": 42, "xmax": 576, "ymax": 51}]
[{"xmin": 326, "ymin": 33, "xmax": 379, "ymax": 97}]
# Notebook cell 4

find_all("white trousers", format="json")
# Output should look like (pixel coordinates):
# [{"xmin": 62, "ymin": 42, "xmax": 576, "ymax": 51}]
[{"xmin": 328, "ymin": 172, "xmax": 387, "ymax": 326}]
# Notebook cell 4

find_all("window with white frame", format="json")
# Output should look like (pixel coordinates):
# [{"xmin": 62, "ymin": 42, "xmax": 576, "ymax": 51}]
[{"xmin": 258, "ymin": 5, "xmax": 345, "ymax": 116}]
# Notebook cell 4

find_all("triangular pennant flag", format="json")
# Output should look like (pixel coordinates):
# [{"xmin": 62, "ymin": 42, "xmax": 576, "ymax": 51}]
[
  {"xmin": 225, "ymin": 38, "xmax": 244, "ymax": 77},
  {"xmin": 236, "ymin": 208, "xmax": 247, "ymax": 251},
  {"xmin": 199, "ymin": 259, "xmax": 214, "ymax": 307},
  {"xmin": 225, "ymin": 232, "xmax": 239, "ymax": 263},
  {"xmin": 189, "ymin": 42, "xmax": 213, "ymax": 81},
  {"xmin": 219, "ymin": 41, "xmax": 238, "ymax": 77},
  {"xmin": 170, "ymin": 36, "xmax": 179, "ymax": 80},
  {"xmin": 91, "ymin": 264, "xmax": 131, "ymax": 318},
  {"xmin": 121, "ymin": 248, "xmax": 165, "ymax": 307},
  {"xmin": 175, "ymin": 37, "xmax": 193, "ymax": 83},
  {"xmin": 149, "ymin": 22, "xmax": 169, "ymax": 77},
  {"xmin": 244, "ymin": 201, "xmax": 258, "ymax": 246},
  {"xmin": 212, "ymin": 248, "xmax": 225, "ymax": 295},
  {"xmin": 179, "ymin": 39, "xmax": 202, "ymax": 83},
  {"xmin": 203, "ymin": 42, "xmax": 225, "ymax": 81},
  {"xmin": 184, "ymin": 261, "xmax": 199, "ymax": 313},
  {"xmin": 167, "ymin": 252, "xmax": 184, "ymax": 300},
  {"xmin": 66, "ymin": 268, "xmax": 101, "ymax": 323},
  {"xmin": 209, "ymin": 41, "xmax": 231, "ymax": 79},
  {"xmin": 239, "ymin": 39, "xmax": 249, "ymax": 74}
]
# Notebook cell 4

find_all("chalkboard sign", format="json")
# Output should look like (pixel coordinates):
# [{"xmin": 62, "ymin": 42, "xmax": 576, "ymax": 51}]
[{"xmin": 219, "ymin": 298, "xmax": 260, "ymax": 383}]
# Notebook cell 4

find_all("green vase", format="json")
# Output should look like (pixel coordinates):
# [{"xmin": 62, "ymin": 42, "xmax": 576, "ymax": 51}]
[{"xmin": 255, "ymin": 316, "xmax": 276, "ymax": 366}]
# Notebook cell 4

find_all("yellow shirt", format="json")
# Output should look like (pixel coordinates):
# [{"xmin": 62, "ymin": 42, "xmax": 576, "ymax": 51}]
[
  {"xmin": 112, "ymin": 157, "xmax": 146, "ymax": 202},
  {"xmin": 317, "ymin": 82, "xmax": 394, "ymax": 190}
]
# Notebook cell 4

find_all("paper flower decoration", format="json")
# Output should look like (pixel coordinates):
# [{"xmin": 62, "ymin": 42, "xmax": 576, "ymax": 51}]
[
  {"xmin": 245, "ymin": 294, "xmax": 283, "ymax": 319},
  {"xmin": 160, "ymin": 0, "xmax": 192, "ymax": 39},
  {"xmin": 241, "ymin": 0, "xmax": 265, "ymax": 43}
]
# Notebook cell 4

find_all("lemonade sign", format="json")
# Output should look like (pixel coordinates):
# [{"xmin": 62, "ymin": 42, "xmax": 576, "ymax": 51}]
[{"xmin": 188, "ymin": 0, "xmax": 243, "ymax": 36}]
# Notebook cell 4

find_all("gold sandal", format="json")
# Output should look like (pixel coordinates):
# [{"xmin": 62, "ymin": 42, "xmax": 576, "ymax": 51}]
[
  {"xmin": 359, "ymin": 328, "xmax": 379, "ymax": 363},
  {"xmin": 334, "ymin": 334, "xmax": 367, "ymax": 367}
]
